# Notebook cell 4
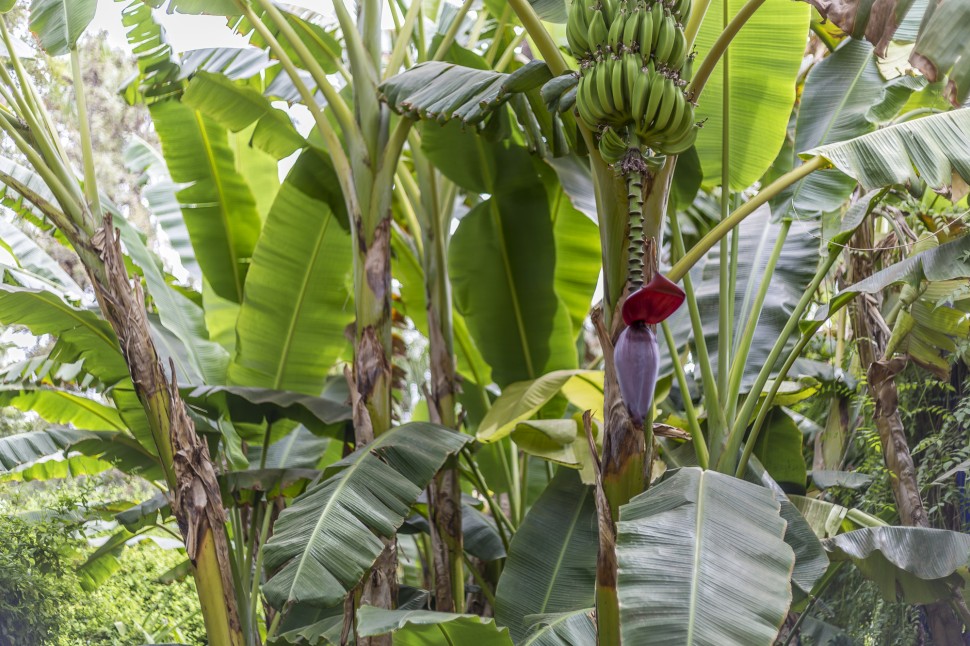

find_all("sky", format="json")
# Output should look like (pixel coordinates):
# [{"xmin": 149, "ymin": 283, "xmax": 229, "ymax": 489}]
[{"xmin": 89, "ymin": 0, "xmax": 328, "ymax": 52}]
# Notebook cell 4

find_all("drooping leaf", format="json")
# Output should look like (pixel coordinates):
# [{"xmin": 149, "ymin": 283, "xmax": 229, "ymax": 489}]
[
  {"xmin": 477, "ymin": 369, "xmax": 604, "ymax": 443},
  {"xmin": 0, "ymin": 217, "xmax": 82, "ymax": 298},
  {"xmin": 495, "ymin": 469, "xmax": 597, "ymax": 643},
  {"xmin": 115, "ymin": 493, "xmax": 170, "ymax": 532},
  {"xmin": 824, "ymin": 527, "xmax": 970, "ymax": 603},
  {"xmin": 380, "ymin": 60, "xmax": 551, "ymax": 127},
  {"xmin": 228, "ymin": 148, "xmax": 353, "ymax": 394},
  {"xmin": 78, "ymin": 528, "xmax": 135, "ymax": 591},
  {"xmin": 356, "ymin": 607, "xmax": 513, "ymax": 645},
  {"xmin": 0, "ymin": 454, "xmax": 114, "ymax": 482},
  {"xmin": 616, "ymin": 468, "xmax": 795, "ymax": 645},
  {"xmin": 262, "ymin": 423, "xmax": 471, "ymax": 609},
  {"xmin": 183, "ymin": 385, "xmax": 351, "ymax": 437},
  {"xmin": 752, "ymin": 408, "xmax": 808, "ymax": 492},
  {"xmin": 0, "ymin": 426, "xmax": 93, "ymax": 471},
  {"xmin": 810, "ymin": 470, "xmax": 874, "ymax": 490},
  {"xmin": 804, "ymin": 109, "xmax": 970, "ymax": 202},
  {"xmin": 551, "ymin": 184, "xmax": 600, "ymax": 334},
  {"xmin": 29, "ymin": 0, "xmax": 97, "ymax": 56},
  {"xmin": 815, "ymin": 233, "xmax": 970, "ymax": 321},
  {"xmin": 0, "ymin": 386, "xmax": 125, "ymax": 430},
  {"xmin": 693, "ymin": 0, "xmax": 810, "ymax": 189},
  {"xmin": 228, "ymin": 4, "xmax": 341, "ymax": 76},
  {"xmin": 149, "ymin": 99, "xmax": 263, "ymax": 303},
  {"xmin": 0, "ymin": 285, "xmax": 128, "ymax": 385}
]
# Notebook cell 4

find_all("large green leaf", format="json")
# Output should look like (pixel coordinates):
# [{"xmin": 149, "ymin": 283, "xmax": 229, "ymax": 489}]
[
  {"xmin": 29, "ymin": 0, "xmax": 97, "ymax": 55},
  {"xmin": 616, "ymin": 468, "xmax": 795, "ymax": 645},
  {"xmin": 693, "ymin": 0, "xmax": 810, "ymax": 189},
  {"xmin": 804, "ymin": 109, "xmax": 970, "ymax": 201},
  {"xmin": 824, "ymin": 527, "xmax": 970, "ymax": 603},
  {"xmin": 182, "ymin": 72, "xmax": 306, "ymax": 160},
  {"xmin": 0, "ymin": 285, "xmax": 128, "ymax": 384},
  {"xmin": 776, "ymin": 39, "xmax": 920, "ymax": 219},
  {"xmin": 262, "ymin": 422, "xmax": 471, "ymax": 609},
  {"xmin": 357, "ymin": 607, "xmax": 513, "ymax": 645},
  {"xmin": 149, "ymin": 99, "xmax": 263, "ymax": 303},
  {"xmin": 550, "ymin": 184, "xmax": 600, "ymax": 334},
  {"xmin": 228, "ymin": 148, "xmax": 353, "ymax": 394},
  {"xmin": 494, "ymin": 469, "xmax": 597, "ymax": 643},
  {"xmin": 521, "ymin": 609, "xmax": 597, "ymax": 646},
  {"xmin": 477, "ymin": 369, "xmax": 604, "ymax": 443},
  {"xmin": 1, "ymin": 454, "xmax": 113, "ymax": 482},
  {"xmin": 228, "ymin": 4, "xmax": 341, "ymax": 76}
]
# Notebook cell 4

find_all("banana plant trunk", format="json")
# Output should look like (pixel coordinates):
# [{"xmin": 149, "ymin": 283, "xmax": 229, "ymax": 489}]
[
  {"xmin": 847, "ymin": 221, "xmax": 965, "ymax": 642},
  {"xmin": 85, "ymin": 217, "xmax": 242, "ymax": 645},
  {"xmin": 422, "ymin": 166, "xmax": 464, "ymax": 612},
  {"xmin": 591, "ymin": 158, "xmax": 674, "ymax": 645}
]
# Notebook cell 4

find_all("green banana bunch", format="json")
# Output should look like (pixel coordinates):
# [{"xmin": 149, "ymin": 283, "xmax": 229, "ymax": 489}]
[{"xmin": 568, "ymin": 0, "xmax": 698, "ymax": 157}]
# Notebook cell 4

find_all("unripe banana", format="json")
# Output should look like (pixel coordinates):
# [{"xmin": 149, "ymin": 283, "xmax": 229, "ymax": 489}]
[
  {"xmin": 674, "ymin": 0, "xmax": 691, "ymax": 22},
  {"xmin": 567, "ymin": 0, "xmax": 592, "ymax": 56},
  {"xmin": 630, "ymin": 64, "xmax": 650, "ymax": 127},
  {"xmin": 638, "ymin": 68, "xmax": 664, "ymax": 135},
  {"xmin": 588, "ymin": 10, "xmax": 608, "ymax": 50},
  {"xmin": 597, "ymin": 60, "xmax": 616, "ymax": 116},
  {"xmin": 602, "ymin": 0, "xmax": 618, "ymax": 25},
  {"xmin": 559, "ymin": 85, "xmax": 579, "ymax": 113},
  {"xmin": 638, "ymin": 9, "xmax": 653, "ymax": 59},
  {"xmin": 652, "ymin": 76, "xmax": 678, "ymax": 133},
  {"xmin": 668, "ymin": 28, "xmax": 687, "ymax": 71},
  {"xmin": 622, "ymin": 9, "xmax": 641, "ymax": 50},
  {"xmin": 611, "ymin": 58, "xmax": 626, "ymax": 112},
  {"xmin": 651, "ymin": 2, "xmax": 663, "ymax": 46},
  {"xmin": 680, "ymin": 51, "xmax": 695, "ymax": 82},
  {"xmin": 659, "ymin": 108, "xmax": 698, "ymax": 154},
  {"xmin": 607, "ymin": 10, "xmax": 626, "ymax": 50},
  {"xmin": 654, "ymin": 14, "xmax": 675, "ymax": 62},
  {"xmin": 624, "ymin": 53, "xmax": 641, "ymax": 101},
  {"xmin": 577, "ymin": 74, "xmax": 604, "ymax": 125},
  {"xmin": 598, "ymin": 126, "xmax": 630, "ymax": 163},
  {"xmin": 541, "ymin": 73, "xmax": 580, "ymax": 112}
]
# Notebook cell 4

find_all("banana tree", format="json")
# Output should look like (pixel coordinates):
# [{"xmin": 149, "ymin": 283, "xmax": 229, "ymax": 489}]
[{"xmin": 3, "ymin": 0, "xmax": 970, "ymax": 644}]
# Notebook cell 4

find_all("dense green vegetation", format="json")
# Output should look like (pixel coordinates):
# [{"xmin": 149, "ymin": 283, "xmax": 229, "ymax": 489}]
[{"xmin": 2, "ymin": 0, "xmax": 970, "ymax": 644}]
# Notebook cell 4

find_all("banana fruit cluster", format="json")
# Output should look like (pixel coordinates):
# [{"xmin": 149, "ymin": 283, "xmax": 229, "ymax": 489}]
[{"xmin": 567, "ymin": 0, "xmax": 698, "ymax": 161}]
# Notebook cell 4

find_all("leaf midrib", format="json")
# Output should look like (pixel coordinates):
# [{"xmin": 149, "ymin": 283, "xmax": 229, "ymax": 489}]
[
  {"xmin": 537, "ymin": 485, "xmax": 589, "ymax": 614},
  {"xmin": 192, "ymin": 110, "xmax": 244, "ymax": 302},
  {"xmin": 284, "ymin": 429, "xmax": 407, "ymax": 603},
  {"xmin": 273, "ymin": 205, "xmax": 334, "ymax": 390},
  {"xmin": 685, "ymin": 472, "xmax": 708, "ymax": 644}
]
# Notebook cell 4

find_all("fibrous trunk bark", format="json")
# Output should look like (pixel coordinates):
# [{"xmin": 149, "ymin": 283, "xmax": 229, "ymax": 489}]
[
  {"xmin": 847, "ymin": 221, "xmax": 965, "ymax": 644},
  {"xmin": 87, "ymin": 217, "xmax": 242, "ymax": 645},
  {"xmin": 351, "ymin": 208, "xmax": 395, "ymax": 646}
]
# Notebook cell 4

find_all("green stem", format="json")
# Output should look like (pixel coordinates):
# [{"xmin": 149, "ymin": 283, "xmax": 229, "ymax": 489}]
[
  {"xmin": 724, "ymin": 219, "xmax": 791, "ymax": 428},
  {"xmin": 506, "ymin": 0, "xmax": 569, "ymax": 75},
  {"xmin": 735, "ymin": 326, "xmax": 812, "ymax": 476},
  {"xmin": 668, "ymin": 156, "xmax": 826, "ymax": 282},
  {"xmin": 810, "ymin": 15, "xmax": 837, "ymax": 53},
  {"xmin": 661, "ymin": 321, "xmax": 709, "ymax": 468},
  {"xmin": 384, "ymin": 0, "xmax": 423, "ymax": 79},
  {"xmin": 432, "ymin": 0, "xmax": 476, "ymax": 61},
  {"xmin": 485, "ymin": 4, "xmax": 513, "ymax": 66},
  {"xmin": 70, "ymin": 48, "xmax": 101, "ymax": 220},
  {"xmin": 687, "ymin": 0, "xmax": 768, "ymax": 101},
  {"xmin": 717, "ymin": 18, "xmax": 731, "ymax": 412},
  {"xmin": 251, "ymin": 0, "xmax": 360, "ymax": 144},
  {"xmin": 235, "ymin": 1, "xmax": 357, "ymax": 216},
  {"xmin": 669, "ymin": 206, "xmax": 727, "ymax": 451},
  {"xmin": 460, "ymin": 458, "xmax": 514, "ymax": 550},
  {"xmin": 720, "ymin": 250, "xmax": 840, "ymax": 473},
  {"xmin": 463, "ymin": 553, "xmax": 497, "ymax": 606},
  {"xmin": 889, "ymin": 107, "xmax": 945, "ymax": 125},
  {"xmin": 250, "ymin": 501, "xmax": 274, "ymax": 632},
  {"xmin": 684, "ymin": 0, "xmax": 714, "ymax": 48},
  {"xmin": 495, "ymin": 30, "xmax": 528, "ymax": 72}
]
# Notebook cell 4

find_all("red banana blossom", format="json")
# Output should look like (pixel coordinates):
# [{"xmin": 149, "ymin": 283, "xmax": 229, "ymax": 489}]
[{"xmin": 614, "ymin": 274, "xmax": 686, "ymax": 426}]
